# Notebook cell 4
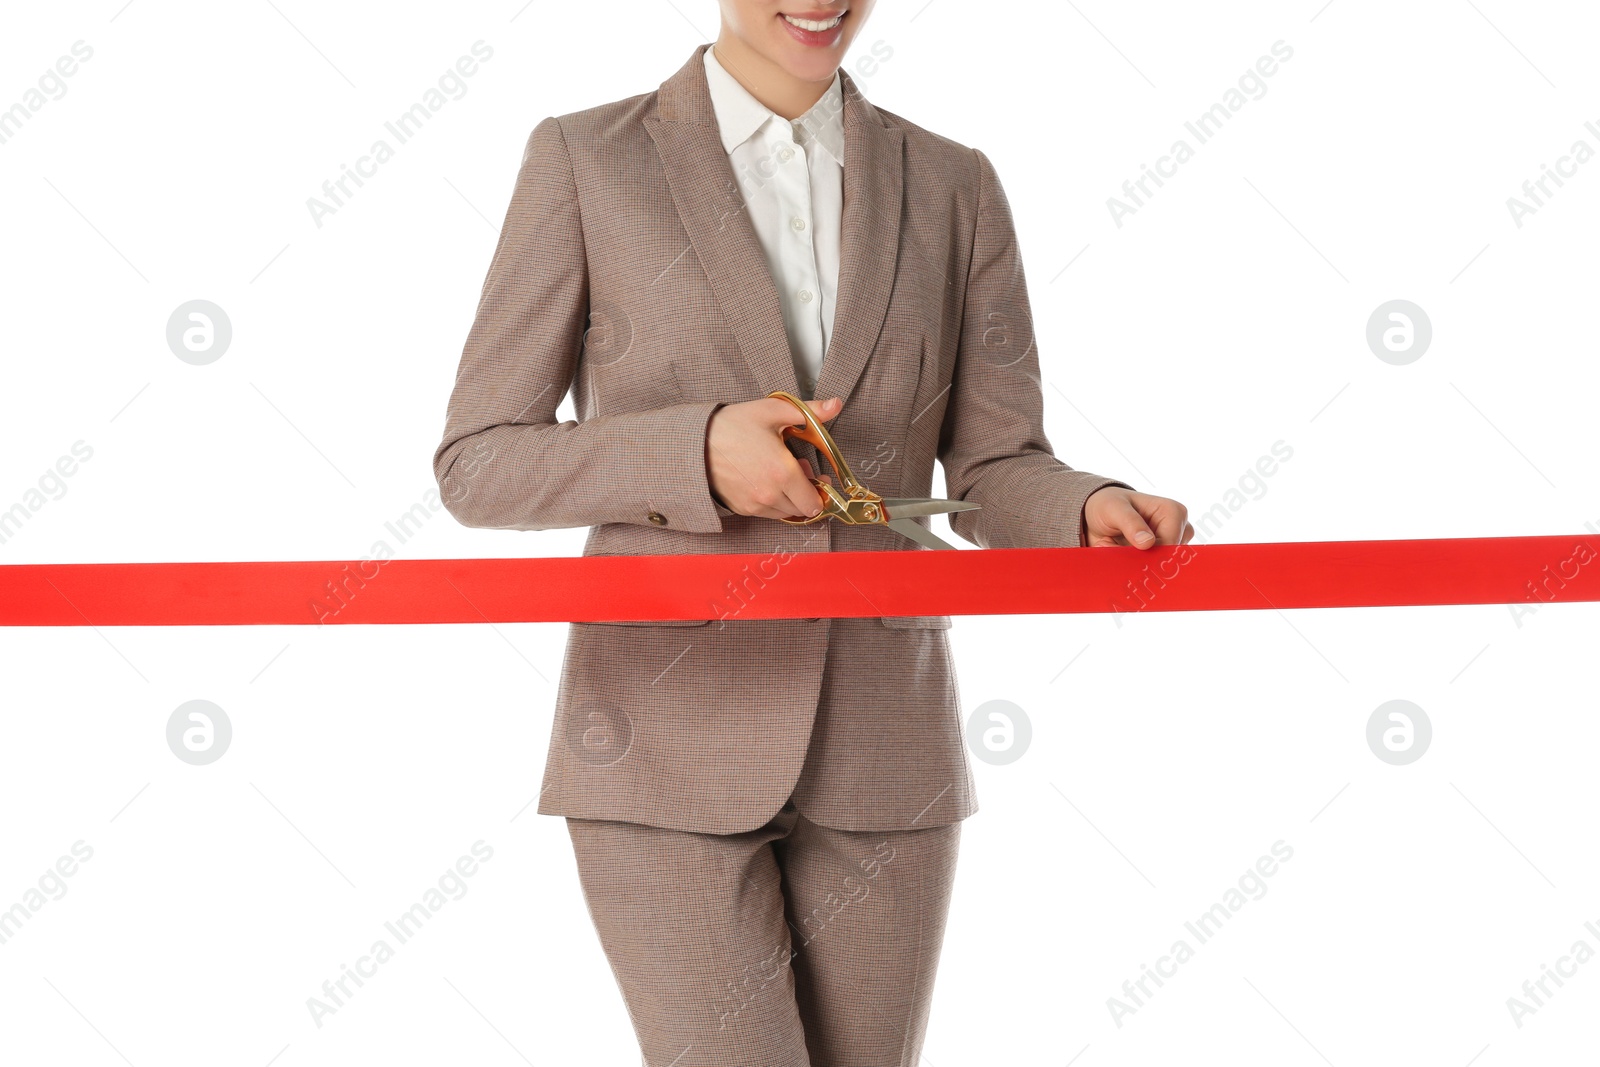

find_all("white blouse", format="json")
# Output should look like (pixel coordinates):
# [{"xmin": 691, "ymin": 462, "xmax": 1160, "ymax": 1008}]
[{"xmin": 702, "ymin": 45, "xmax": 844, "ymax": 401}]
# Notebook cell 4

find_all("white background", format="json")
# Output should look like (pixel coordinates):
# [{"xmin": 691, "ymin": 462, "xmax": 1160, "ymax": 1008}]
[{"xmin": 2, "ymin": 1, "xmax": 1598, "ymax": 1064}]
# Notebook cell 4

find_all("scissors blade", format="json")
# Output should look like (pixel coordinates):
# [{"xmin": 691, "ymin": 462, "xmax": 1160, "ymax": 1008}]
[
  {"xmin": 878, "ymin": 497, "xmax": 981, "ymax": 519},
  {"xmin": 886, "ymin": 517, "xmax": 961, "ymax": 550}
]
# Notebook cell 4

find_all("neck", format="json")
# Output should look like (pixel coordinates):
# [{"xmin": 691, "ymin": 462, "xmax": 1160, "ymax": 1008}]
[{"xmin": 709, "ymin": 40, "xmax": 835, "ymax": 121}]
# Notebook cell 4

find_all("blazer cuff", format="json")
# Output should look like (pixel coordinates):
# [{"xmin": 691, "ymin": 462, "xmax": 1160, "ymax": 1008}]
[
  {"xmin": 966, "ymin": 467, "xmax": 1134, "ymax": 550},
  {"xmin": 1073, "ymin": 476, "xmax": 1135, "ymax": 547},
  {"xmin": 647, "ymin": 399, "xmax": 727, "ymax": 534}
]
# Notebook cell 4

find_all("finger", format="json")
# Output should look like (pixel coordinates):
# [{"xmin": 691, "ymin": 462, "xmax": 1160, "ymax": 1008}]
[
  {"xmin": 1133, "ymin": 494, "xmax": 1189, "ymax": 545},
  {"xmin": 780, "ymin": 456, "xmax": 824, "ymax": 518},
  {"xmin": 1106, "ymin": 497, "xmax": 1158, "ymax": 547},
  {"xmin": 770, "ymin": 401, "xmax": 837, "ymax": 517},
  {"xmin": 756, "ymin": 447, "xmax": 822, "ymax": 519},
  {"xmin": 797, "ymin": 456, "xmax": 836, "ymax": 487},
  {"xmin": 1147, "ymin": 504, "xmax": 1188, "ymax": 546}
]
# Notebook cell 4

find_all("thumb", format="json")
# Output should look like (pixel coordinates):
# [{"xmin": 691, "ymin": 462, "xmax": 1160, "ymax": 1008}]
[{"xmin": 805, "ymin": 396, "xmax": 842, "ymax": 421}]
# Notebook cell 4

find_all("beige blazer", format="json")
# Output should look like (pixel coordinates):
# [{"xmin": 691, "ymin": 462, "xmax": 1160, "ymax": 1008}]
[{"xmin": 433, "ymin": 44, "xmax": 1132, "ymax": 835}]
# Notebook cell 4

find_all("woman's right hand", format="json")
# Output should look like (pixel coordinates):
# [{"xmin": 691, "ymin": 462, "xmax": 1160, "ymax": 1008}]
[{"xmin": 706, "ymin": 395, "xmax": 842, "ymax": 520}]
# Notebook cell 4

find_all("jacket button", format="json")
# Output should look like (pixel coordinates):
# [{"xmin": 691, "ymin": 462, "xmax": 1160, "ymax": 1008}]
[{"xmin": 647, "ymin": 511, "xmax": 667, "ymax": 525}]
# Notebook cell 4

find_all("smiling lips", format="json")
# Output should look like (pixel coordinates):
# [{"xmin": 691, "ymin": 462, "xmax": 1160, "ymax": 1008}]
[{"xmin": 780, "ymin": 8, "xmax": 846, "ymax": 45}]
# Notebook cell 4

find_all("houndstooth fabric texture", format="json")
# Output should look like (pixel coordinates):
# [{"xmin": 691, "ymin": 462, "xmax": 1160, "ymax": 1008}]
[
  {"xmin": 433, "ymin": 44, "xmax": 1134, "ymax": 835},
  {"xmin": 565, "ymin": 803, "xmax": 960, "ymax": 1066}
]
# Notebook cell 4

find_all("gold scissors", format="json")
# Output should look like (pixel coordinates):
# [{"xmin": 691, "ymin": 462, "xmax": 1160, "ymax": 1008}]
[{"xmin": 767, "ymin": 389, "xmax": 978, "ymax": 550}]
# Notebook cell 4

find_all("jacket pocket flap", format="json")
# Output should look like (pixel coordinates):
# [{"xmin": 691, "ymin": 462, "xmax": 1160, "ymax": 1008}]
[
  {"xmin": 583, "ymin": 617, "xmax": 712, "ymax": 627},
  {"xmin": 879, "ymin": 614, "xmax": 953, "ymax": 629}
]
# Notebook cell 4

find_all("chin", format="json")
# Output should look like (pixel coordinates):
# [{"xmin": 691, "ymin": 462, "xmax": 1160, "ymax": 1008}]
[
  {"xmin": 761, "ymin": 6, "xmax": 860, "ymax": 79},
  {"xmin": 767, "ymin": 49, "xmax": 848, "ymax": 83}
]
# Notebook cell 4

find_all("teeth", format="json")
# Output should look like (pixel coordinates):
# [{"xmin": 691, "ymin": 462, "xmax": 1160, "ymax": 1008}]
[{"xmin": 783, "ymin": 13, "xmax": 844, "ymax": 31}]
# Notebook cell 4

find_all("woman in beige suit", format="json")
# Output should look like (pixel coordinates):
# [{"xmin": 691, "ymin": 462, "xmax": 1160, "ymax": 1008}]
[{"xmin": 435, "ymin": 1, "xmax": 1192, "ymax": 1063}]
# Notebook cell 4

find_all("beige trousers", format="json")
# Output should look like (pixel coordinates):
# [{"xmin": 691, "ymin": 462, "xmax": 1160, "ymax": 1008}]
[{"xmin": 565, "ymin": 799, "xmax": 961, "ymax": 1066}]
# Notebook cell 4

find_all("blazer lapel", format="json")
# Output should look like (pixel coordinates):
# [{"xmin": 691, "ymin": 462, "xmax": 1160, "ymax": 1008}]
[
  {"xmin": 645, "ymin": 46, "xmax": 798, "ymax": 397},
  {"xmin": 815, "ymin": 68, "xmax": 903, "ymax": 407},
  {"xmin": 644, "ymin": 45, "xmax": 904, "ymax": 406}
]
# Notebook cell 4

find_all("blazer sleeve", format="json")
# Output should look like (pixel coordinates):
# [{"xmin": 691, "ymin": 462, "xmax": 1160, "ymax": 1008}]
[
  {"xmin": 937, "ymin": 147, "xmax": 1135, "ymax": 549},
  {"xmin": 432, "ymin": 115, "xmax": 727, "ymax": 534}
]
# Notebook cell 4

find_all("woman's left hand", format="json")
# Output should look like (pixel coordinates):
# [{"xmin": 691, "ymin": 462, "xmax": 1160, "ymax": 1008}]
[{"xmin": 1083, "ymin": 487, "xmax": 1194, "ymax": 548}]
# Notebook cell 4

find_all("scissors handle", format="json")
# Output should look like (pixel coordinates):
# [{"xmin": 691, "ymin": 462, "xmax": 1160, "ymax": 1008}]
[{"xmin": 767, "ymin": 390, "xmax": 884, "ymax": 526}]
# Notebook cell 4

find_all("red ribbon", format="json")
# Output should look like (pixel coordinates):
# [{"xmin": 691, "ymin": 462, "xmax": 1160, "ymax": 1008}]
[{"xmin": 0, "ymin": 535, "xmax": 1594, "ymax": 626}]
